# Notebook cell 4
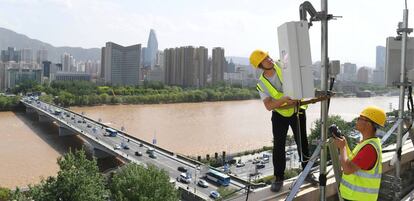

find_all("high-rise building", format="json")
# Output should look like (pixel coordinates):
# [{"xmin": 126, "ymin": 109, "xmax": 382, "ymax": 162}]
[
  {"xmin": 36, "ymin": 48, "xmax": 48, "ymax": 64},
  {"xmin": 342, "ymin": 62, "xmax": 357, "ymax": 82},
  {"xmin": 101, "ymin": 42, "xmax": 141, "ymax": 85},
  {"xmin": 5, "ymin": 66, "xmax": 42, "ymax": 89},
  {"xmin": 376, "ymin": 46, "xmax": 386, "ymax": 71},
  {"xmin": 100, "ymin": 47, "xmax": 105, "ymax": 79},
  {"xmin": 155, "ymin": 50, "xmax": 164, "ymax": 68},
  {"xmin": 141, "ymin": 47, "xmax": 147, "ymax": 67},
  {"xmin": 144, "ymin": 29, "xmax": 158, "ymax": 69},
  {"xmin": 0, "ymin": 63, "xmax": 5, "ymax": 91},
  {"xmin": 61, "ymin": 53, "xmax": 74, "ymax": 72},
  {"xmin": 20, "ymin": 48, "xmax": 33, "ymax": 64},
  {"xmin": 1, "ymin": 47, "xmax": 19, "ymax": 63},
  {"xmin": 194, "ymin": 47, "xmax": 208, "ymax": 87},
  {"xmin": 226, "ymin": 59, "xmax": 236, "ymax": 73},
  {"xmin": 373, "ymin": 46, "xmax": 386, "ymax": 85},
  {"xmin": 212, "ymin": 47, "xmax": 225, "ymax": 84},
  {"xmin": 42, "ymin": 61, "xmax": 52, "ymax": 77},
  {"xmin": 164, "ymin": 46, "xmax": 208, "ymax": 87},
  {"xmin": 164, "ymin": 48, "xmax": 180, "ymax": 86},
  {"xmin": 357, "ymin": 67, "xmax": 370, "ymax": 83}
]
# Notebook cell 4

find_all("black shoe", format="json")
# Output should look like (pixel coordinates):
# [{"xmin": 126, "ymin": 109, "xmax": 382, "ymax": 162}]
[
  {"xmin": 270, "ymin": 178, "xmax": 284, "ymax": 192},
  {"xmin": 305, "ymin": 174, "xmax": 318, "ymax": 186}
]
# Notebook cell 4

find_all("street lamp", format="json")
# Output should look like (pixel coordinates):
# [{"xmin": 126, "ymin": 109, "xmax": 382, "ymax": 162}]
[{"xmin": 194, "ymin": 165, "xmax": 200, "ymax": 194}]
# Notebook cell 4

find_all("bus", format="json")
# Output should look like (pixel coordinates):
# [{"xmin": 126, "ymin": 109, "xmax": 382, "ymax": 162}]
[
  {"xmin": 205, "ymin": 169, "xmax": 230, "ymax": 186},
  {"xmin": 105, "ymin": 128, "xmax": 118, "ymax": 137}
]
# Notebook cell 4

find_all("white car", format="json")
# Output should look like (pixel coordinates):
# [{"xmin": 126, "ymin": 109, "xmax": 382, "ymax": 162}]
[
  {"xmin": 113, "ymin": 145, "xmax": 121, "ymax": 150},
  {"xmin": 197, "ymin": 179, "xmax": 209, "ymax": 188},
  {"xmin": 177, "ymin": 173, "xmax": 191, "ymax": 184},
  {"xmin": 236, "ymin": 162, "xmax": 246, "ymax": 167}
]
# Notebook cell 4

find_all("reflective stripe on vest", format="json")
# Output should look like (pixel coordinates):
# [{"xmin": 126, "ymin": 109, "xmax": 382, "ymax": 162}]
[
  {"xmin": 256, "ymin": 63, "xmax": 307, "ymax": 117},
  {"xmin": 257, "ymin": 63, "xmax": 294, "ymax": 117},
  {"xmin": 339, "ymin": 138, "xmax": 382, "ymax": 201}
]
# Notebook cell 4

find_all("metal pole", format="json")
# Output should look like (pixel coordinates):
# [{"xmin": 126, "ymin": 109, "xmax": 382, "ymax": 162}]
[
  {"xmin": 319, "ymin": 0, "xmax": 329, "ymax": 200},
  {"xmin": 395, "ymin": 7, "xmax": 409, "ymax": 201}
]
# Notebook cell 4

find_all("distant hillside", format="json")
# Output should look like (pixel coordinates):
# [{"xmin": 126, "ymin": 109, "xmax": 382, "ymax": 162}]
[
  {"xmin": 0, "ymin": 27, "xmax": 100, "ymax": 62},
  {"xmin": 226, "ymin": 56, "xmax": 250, "ymax": 65}
]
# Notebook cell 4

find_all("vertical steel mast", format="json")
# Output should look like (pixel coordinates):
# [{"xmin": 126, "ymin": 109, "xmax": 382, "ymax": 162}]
[
  {"xmin": 319, "ymin": 0, "xmax": 329, "ymax": 200},
  {"xmin": 395, "ymin": 2, "xmax": 409, "ymax": 199}
]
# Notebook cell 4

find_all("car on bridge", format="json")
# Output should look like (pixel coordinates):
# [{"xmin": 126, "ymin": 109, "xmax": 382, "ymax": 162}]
[
  {"xmin": 256, "ymin": 164, "xmax": 265, "ymax": 169},
  {"xmin": 121, "ymin": 142, "xmax": 129, "ymax": 150},
  {"xmin": 178, "ymin": 166, "xmax": 188, "ymax": 172},
  {"xmin": 210, "ymin": 191, "xmax": 220, "ymax": 199},
  {"xmin": 252, "ymin": 159, "xmax": 260, "ymax": 164},
  {"xmin": 149, "ymin": 152, "xmax": 157, "ymax": 159},
  {"xmin": 177, "ymin": 173, "xmax": 191, "ymax": 184},
  {"xmin": 198, "ymin": 179, "xmax": 209, "ymax": 188}
]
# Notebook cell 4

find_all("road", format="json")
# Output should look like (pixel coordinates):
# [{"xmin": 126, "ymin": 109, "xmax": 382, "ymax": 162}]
[{"xmin": 22, "ymin": 97, "xmax": 243, "ymax": 199}]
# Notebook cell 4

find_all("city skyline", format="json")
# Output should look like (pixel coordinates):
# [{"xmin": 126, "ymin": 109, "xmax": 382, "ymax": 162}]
[{"xmin": 0, "ymin": 0, "xmax": 411, "ymax": 67}]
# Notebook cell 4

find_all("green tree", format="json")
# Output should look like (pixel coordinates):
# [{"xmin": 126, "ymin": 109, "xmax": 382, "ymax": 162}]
[
  {"xmin": 56, "ymin": 91, "xmax": 75, "ymax": 106},
  {"xmin": 39, "ymin": 94, "xmax": 54, "ymax": 104},
  {"xmin": 109, "ymin": 164, "xmax": 179, "ymax": 201},
  {"xmin": 0, "ymin": 186, "xmax": 10, "ymax": 201},
  {"xmin": 29, "ymin": 149, "xmax": 108, "ymax": 201},
  {"xmin": 9, "ymin": 187, "xmax": 31, "ymax": 201},
  {"xmin": 309, "ymin": 115, "xmax": 356, "ymax": 153},
  {"xmin": 12, "ymin": 79, "xmax": 40, "ymax": 94}
]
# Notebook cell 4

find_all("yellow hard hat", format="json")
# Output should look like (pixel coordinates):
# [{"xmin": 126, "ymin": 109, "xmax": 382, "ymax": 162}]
[
  {"xmin": 360, "ymin": 106, "xmax": 386, "ymax": 127},
  {"xmin": 249, "ymin": 50, "xmax": 268, "ymax": 68}
]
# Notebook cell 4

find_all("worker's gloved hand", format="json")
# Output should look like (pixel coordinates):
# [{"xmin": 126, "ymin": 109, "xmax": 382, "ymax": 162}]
[{"xmin": 333, "ymin": 134, "xmax": 347, "ymax": 149}]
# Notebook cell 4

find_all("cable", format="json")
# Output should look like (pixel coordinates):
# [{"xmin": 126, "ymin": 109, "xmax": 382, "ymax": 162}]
[{"xmin": 327, "ymin": 77, "xmax": 335, "ymax": 110}]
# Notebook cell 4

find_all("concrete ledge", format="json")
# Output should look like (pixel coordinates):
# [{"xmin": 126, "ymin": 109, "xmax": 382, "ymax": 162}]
[{"xmin": 229, "ymin": 141, "xmax": 414, "ymax": 201}]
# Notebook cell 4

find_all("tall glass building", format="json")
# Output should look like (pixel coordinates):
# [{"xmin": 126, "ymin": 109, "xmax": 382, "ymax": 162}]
[{"xmin": 101, "ymin": 42, "xmax": 141, "ymax": 85}]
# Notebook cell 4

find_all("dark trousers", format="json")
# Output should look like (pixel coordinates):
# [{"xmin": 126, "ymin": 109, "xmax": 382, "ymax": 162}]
[{"xmin": 272, "ymin": 109, "xmax": 310, "ymax": 178}]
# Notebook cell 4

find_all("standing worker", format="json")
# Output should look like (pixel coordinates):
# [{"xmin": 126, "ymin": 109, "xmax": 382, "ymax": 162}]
[
  {"xmin": 249, "ymin": 50, "xmax": 318, "ymax": 193},
  {"xmin": 333, "ymin": 106, "xmax": 385, "ymax": 201}
]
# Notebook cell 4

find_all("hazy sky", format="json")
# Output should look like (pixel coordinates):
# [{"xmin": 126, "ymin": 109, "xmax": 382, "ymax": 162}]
[{"xmin": 0, "ymin": 0, "xmax": 412, "ymax": 67}]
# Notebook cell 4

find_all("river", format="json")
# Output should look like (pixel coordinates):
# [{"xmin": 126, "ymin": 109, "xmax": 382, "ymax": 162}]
[{"xmin": 0, "ymin": 96, "xmax": 399, "ymax": 188}]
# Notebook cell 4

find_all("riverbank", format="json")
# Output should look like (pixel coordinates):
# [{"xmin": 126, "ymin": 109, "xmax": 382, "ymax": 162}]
[{"xmin": 1, "ymin": 80, "xmax": 260, "ymax": 110}]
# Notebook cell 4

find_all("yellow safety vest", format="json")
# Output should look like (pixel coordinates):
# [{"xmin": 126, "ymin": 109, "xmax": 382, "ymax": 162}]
[
  {"xmin": 256, "ymin": 63, "xmax": 307, "ymax": 117},
  {"xmin": 339, "ymin": 137, "xmax": 382, "ymax": 201}
]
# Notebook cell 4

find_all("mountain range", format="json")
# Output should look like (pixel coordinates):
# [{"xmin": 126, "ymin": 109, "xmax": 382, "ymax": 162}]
[
  {"xmin": 0, "ymin": 27, "xmax": 100, "ymax": 63},
  {"xmin": 0, "ymin": 27, "xmax": 250, "ymax": 65}
]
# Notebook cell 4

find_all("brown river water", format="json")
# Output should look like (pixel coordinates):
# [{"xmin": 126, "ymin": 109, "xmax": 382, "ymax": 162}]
[{"xmin": 0, "ymin": 96, "xmax": 399, "ymax": 188}]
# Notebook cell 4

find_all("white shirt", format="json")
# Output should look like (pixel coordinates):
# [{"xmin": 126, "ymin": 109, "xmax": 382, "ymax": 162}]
[{"xmin": 258, "ymin": 71, "xmax": 283, "ymax": 101}]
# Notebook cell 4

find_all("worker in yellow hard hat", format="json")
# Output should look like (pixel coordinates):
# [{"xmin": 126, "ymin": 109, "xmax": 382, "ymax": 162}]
[
  {"xmin": 249, "ymin": 49, "xmax": 318, "ymax": 193},
  {"xmin": 333, "ymin": 106, "xmax": 386, "ymax": 201}
]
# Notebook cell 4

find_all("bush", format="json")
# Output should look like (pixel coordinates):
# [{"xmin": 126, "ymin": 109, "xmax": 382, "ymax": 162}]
[{"xmin": 0, "ymin": 187, "xmax": 10, "ymax": 201}]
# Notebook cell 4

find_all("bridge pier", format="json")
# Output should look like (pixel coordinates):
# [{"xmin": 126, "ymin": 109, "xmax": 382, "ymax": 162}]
[
  {"xmin": 26, "ymin": 107, "xmax": 36, "ymax": 114},
  {"xmin": 93, "ymin": 148, "xmax": 113, "ymax": 159},
  {"xmin": 58, "ymin": 126, "xmax": 77, "ymax": 136},
  {"xmin": 38, "ymin": 113, "xmax": 51, "ymax": 123},
  {"xmin": 84, "ymin": 140, "xmax": 113, "ymax": 159}
]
